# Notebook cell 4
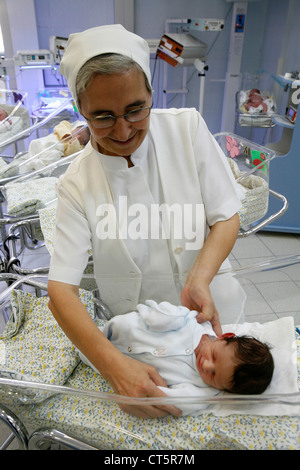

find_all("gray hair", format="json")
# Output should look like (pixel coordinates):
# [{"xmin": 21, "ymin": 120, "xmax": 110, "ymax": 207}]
[{"xmin": 75, "ymin": 53, "xmax": 152, "ymax": 109}]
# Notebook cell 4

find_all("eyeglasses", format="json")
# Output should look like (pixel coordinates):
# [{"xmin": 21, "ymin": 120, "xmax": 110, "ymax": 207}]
[{"xmin": 84, "ymin": 105, "xmax": 152, "ymax": 129}]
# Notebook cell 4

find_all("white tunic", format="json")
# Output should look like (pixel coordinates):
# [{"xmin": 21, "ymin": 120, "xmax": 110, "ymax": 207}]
[{"xmin": 49, "ymin": 108, "xmax": 243, "ymax": 318}]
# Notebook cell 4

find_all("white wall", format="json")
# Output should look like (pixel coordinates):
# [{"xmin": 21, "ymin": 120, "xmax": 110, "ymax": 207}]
[
  {"xmin": 33, "ymin": 0, "xmax": 115, "ymax": 88},
  {"xmin": 33, "ymin": 0, "xmax": 114, "ymax": 46},
  {"xmin": 0, "ymin": 0, "xmax": 44, "ymax": 108}
]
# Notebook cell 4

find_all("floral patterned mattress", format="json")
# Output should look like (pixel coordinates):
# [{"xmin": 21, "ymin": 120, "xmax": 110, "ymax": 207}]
[{"xmin": 0, "ymin": 289, "xmax": 299, "ymax": 450}]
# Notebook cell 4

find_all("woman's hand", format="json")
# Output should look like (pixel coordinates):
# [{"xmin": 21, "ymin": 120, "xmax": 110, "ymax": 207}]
[
  {"xmin": 181, "ymin": 278, "xmax": 222, "ymax": 336},
  {"xmin": 106, "ymin": 353, "xmax": 182, "ymax": 418},
  {"xmin": 48, "ymin": 281, "xmax": 181, "ymax": 419},
  {"xmin": 181, "ymin": 214, "xmax": 240, "ymax": 336}
]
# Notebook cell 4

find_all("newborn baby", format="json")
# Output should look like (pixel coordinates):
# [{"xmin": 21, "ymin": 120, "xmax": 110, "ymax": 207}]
[
  {"xmin": 80, "ymin": 300, "xmax": 274, "ymax": 415},
  {"xmin": 53, "ymin": 120, "xmax": 90, "ymax": 156},
  {"xmin": 0, "ymin": 108, "xmax": 12, "ymax": 132}
]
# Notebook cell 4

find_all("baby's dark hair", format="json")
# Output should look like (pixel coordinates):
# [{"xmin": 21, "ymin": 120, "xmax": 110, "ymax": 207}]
[{"xmin": 224, "ymin": 335, "xmax": 274, "ymax": 395}]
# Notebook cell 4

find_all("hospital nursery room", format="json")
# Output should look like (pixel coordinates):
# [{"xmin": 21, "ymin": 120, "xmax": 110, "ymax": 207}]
[{"xmin": 0, "ymin": 0, "xmax": 299, "ymax": 453}]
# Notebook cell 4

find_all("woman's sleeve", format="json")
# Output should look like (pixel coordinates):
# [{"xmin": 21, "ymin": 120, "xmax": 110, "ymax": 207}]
[
  {"xmin": 48, "ymin": 179, "xmax": 92, "ymax": 286},
  {"xmin": 193, "ymin": 112, "xmax": 242, "ymax": 227}
]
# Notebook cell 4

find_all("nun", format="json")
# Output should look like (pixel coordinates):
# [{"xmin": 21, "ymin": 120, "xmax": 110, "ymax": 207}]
[{"xmin": 48, "ymin": 24, "xmax": 244, "ymax": 418}]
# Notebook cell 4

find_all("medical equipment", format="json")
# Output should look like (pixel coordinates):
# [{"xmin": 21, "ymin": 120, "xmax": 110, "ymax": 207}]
[
  {"xmin": 221, "ymin": 1, "xmax": 248, "ymax": 132},
  {"xmin": 272, "ymin": 75, "xmax": 299, "ymax": 135},
  {"xmin": 183, "ymin": 18, "xmax": 225, "ymax": 32},
  {"xmin": 286, "ymin": 104, "xmax": 297, "ymax": 124},
  {"xmin": 32, "ymin": 89, "xmax": 79, "ymax": 126},
  {"xmin": 157, "ymin": 33, "xmax": 207, "ymax": 67},
  {"xmin": 156, "ymin": 18, "xmax": 224, "ymax": 113},
  {"xmin": 48, "ymin": 36, "xmax": 68, "ymax": 65},
  {"xmin": 155, "ymin": 17, "xmax": 223, "ymax": 64},
  {"xmin": 263, "ymin": 75, "xmax": 300, "ymax": 233},
  {"xmin": 13, "ymin": 50, "xmax": 54, "ymax": 70},
  {"xmin": 0, "ymin": 256, "xmax": 299, "ymax": 450}
]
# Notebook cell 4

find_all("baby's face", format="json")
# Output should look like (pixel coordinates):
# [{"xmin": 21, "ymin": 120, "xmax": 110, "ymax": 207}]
[
  {"xmin": 71, "ymin": 126, "xmax": 90, "ymax": 145},
  {"xmin": 0, "ymin": 109, "xmax": 8, "ymax": 121},
  {"xmin": 194, "ymin": 334, "xmax": 236, "ymax": 390}
]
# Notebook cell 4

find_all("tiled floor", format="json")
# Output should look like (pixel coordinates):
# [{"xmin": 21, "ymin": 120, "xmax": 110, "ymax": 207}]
[
  {"xmin": 229, "ymin": 231, "xmax": 300, "ymax": 324},
  {"xmin": 0, "ymin": 229, "xmax": 300, "ymax": 449}
]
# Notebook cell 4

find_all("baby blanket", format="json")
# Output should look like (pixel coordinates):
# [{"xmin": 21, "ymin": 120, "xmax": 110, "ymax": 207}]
[
  {"xmin": 214, "ymin": 317, "xmax": 299, "ymax": 416},
  {"xmin": 6, "ymin": 177, "xmax": 58, "ymax": 217},
  {"xmin": 0, "ymin": 289, "xmax": 98, "ymax": 403},
  {"xmin": 227, "ymin": 157, "xmax": 269, "ymax": 228},
  {"xmin": 0, "ymin": 116, "xmax": 24, "ymax": 143},
  {"xmin": 154, "ymin": 316, "xmax": 299, "ymax": 417},
  {"xmin": 38, "ymin": 201, "xmax": 57, "ymax": 254},
  {"xmin": 80, "ymin": 299, "xmax": 299, "ymax": 417}
]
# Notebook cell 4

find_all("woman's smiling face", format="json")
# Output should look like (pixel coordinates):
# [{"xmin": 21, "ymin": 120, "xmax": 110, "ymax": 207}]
[{"xmin": 79, "ymin": 67, "xmax": 152, "ymax": 158}]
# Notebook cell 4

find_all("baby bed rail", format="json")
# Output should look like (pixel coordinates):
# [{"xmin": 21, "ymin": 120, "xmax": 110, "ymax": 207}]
[
  {"xmin": 0, "ymin": 376, "xmax": 300, "ymax": 408},
  {"xmin": 0, "ymin": 97, "xmax": 76, "ymax": 151},
  {"xmin": 0, "ymin": 402, "xmax": 29, "ymax": 450},
  {"xmin": 238, "ymin": 188, "xmax": 288, "ymax": 237}
]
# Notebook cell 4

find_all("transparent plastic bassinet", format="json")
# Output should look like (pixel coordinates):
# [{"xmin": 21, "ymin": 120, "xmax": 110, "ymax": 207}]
[
  {"xmin": 236, "ymin": 89, "xmax": 277, "ymax": 127},
  {"xmin": 0, "ymin": 111, "xmax": 87, "ymax": 186},
  {"xmin": 0, "ymin": 257, "xmax": 299, "ymax": 450},
  {"xmin": 0, "ymin": 89, "xmax": 32, "ymax": 153},
  {"xmin": 0, "ymin": 93, "xmax": 79, "ymax": 156},
  {"xmin": 235, "ymin": 73, "xmax": 277, "ymax": 128},
  {"xmin": 0, "ymin": 123, "xmax": 89, "ymax": 244},
  {"xmin": 214, "ymin": 132, "xmax": 288, "ymax": 236}
]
